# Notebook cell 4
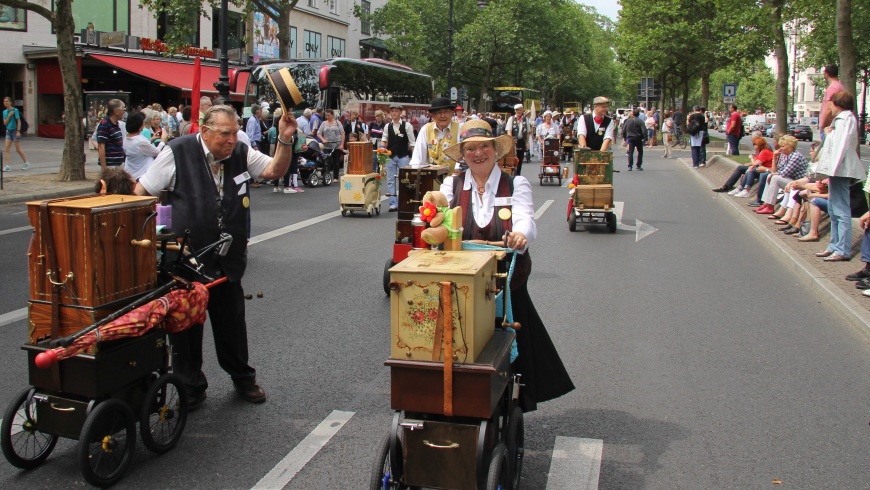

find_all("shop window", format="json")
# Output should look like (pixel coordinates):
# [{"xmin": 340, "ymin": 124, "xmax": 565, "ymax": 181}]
[
  {"xmin": 328, "ymin": 36, "xmax": 345, "ymax": 58},
  {"xmin": 66, "ymin": 0, "xmax": 129, "ymax": 34},
  {"xmin": 0, "ymin": 6, "xmax": 27, "ymax": 31},
  {"xmin": 303, "ymin": 30, "xmax": 321, "ymax": 59},
  {"xmin": 212, "ymin": 8, "xmax": 245, "ymax": 52},
  {"xmin": 158, "ymin": 8, "xmax": 200, "ymax": 46}
]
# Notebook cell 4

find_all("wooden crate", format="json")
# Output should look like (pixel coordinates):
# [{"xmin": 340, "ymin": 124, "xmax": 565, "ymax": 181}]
[
  {"xmin": 389, "ymin": 250, "xmax": 500, "ymax": 363},
  {"xmin": 386, "ymin": 330, "xmax": 513, "ymax": 418},
  {"xmin": 573, "ymin": 184, "xmax": 613, "ymax": 210},
  {"xmin": 27, "ymin": 300, "xmax": 114, "ymax": 346},
  {"xmin": 347, "ymin": 141, "xmax": 373, "ymax": 174},
  {"xmin": 574, "ymin": 150, "xmax": 613, "ymax": 185}
]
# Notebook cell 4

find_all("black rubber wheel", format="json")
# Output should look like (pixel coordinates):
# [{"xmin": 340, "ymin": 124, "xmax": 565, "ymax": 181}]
[
  {"xmin": 485, "ymin": 443, "xmax": 509, "ymax": 490},
  {"xmin": 323, "ymin": 172, "xmax": 334, "ymax": 186},
  {"xmin": 679, "ymin": 136, "xmax": 687, "ymax": 150},
  {"xmin": 341, "ymin": 209, "xmax": 348, "ymax": 217},
  {"xmin": 539, "ymin": 176, "xmax": 543, "ymax": 185},
  {"xmin": 1, "ymin": 388, "xmax": 58, "ymax": 469},
  {"xmin": 505, "ymin": 407, "xmax": 524, "ymax": 490},
  {"xmin": 568, "ymin": 210, "xmax": 577, "ymax": 232},
  {"xmin": 140, "ymin": 374, "xmax": 188, "ymax": 454},
  {"xmin": 370, "ymin": 432, "xmax": 404, "ymax": 490},
  {"xmin": 78, "ymin": 399, "xmax": 136, "ymax": 488},
  {"xmin": 309, "ymin": 171, "xmax": 320, "ymax": 187},
  {"xmin": 383, "ymin": 258, "xmax": 395, "ymax": 296},
  {"xmin": 607, "ymin": 212, "xmax": 617, "ymax": 233}
]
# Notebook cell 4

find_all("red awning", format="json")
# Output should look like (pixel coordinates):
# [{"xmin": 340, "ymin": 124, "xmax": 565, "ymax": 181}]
[{"xmin": 88, "ymin": 53, "xmax": 249, "ymax": 100}]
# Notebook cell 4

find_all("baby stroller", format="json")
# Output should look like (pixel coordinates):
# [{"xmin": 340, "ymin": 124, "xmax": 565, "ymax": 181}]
[{"xmin": 297, "ymin": 140, "xmax": 337, "ymax": 187}]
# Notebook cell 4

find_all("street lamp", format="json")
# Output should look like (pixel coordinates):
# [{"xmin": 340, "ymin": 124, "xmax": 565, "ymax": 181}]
[
  {"xmin": 861, "ymin": 69, "xmax": 868, "ymax": 144},
  {"xmin": 446, "ymin": 0, "xmax": 487, "ymax": 101},
  {"xmin": 214, "ymin": 0, "xmax": 231, "ymax": 100}
]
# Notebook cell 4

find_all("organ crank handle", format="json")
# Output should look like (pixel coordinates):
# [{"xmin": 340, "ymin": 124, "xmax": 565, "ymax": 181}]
[{"xmin": 130, "ymin": 238, "xmax": 152, "ymax": 248}]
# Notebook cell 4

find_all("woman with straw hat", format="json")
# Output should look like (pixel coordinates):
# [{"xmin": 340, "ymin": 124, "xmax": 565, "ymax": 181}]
[{"xmin": 440, "ymin": 119, "xmax": 575, "ymax": 412}]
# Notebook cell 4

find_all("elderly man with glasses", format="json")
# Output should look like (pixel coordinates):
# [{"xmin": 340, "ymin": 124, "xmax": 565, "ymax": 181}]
[{"xmin": 134, "ymin": 105, "xmax": 299, "ymax": 409}]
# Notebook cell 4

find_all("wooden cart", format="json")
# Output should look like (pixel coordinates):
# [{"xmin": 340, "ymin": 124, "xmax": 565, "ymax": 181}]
[
  {"xmin": 340, "ymin": 141, "xmax": 383, "ymax": 217},
  {"xmin": 568, "ymin": 150, "xmax": 617, "ymax": 233},
  {"xmin": 538, "ymin": 138, "xmax": 562, "ymax": 185}
]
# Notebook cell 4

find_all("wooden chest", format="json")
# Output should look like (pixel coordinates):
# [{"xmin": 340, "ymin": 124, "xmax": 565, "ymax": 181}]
[
  {"xmin": 347, "ymin": 141, "xmax": 373, "ymax": 174},
  {"xmin": 389, "ymin": 250, "xmax": 499, "ymax": 363},
  {"xmin": 397, "ymin": 166, "xmax": 446, "ymax": 220},
  {"xmin": 574, "ymin": 150, "xmax": 613, "ymax": 185},
  {"xmin": 26, "ymin": 195, "xmax": 158, "ymax": 342},
  {"xmin": 386, "ymin": 329, "xmax": 513, "ymax": 418},
  {"xmin": 573, "ymin": 184, "xmax": 614, "ymax": 210}
]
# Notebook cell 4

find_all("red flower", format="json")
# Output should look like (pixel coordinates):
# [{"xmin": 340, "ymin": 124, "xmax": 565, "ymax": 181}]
[
  {"xmin": 375, "ymin": 174, "xmax": 382, "ymax": 180},
  {"xmin": 428, "ymin": 309, "xmax": 438, "ymax": 320},
  {"xmin": 413, "ymin": 311, "xmax": 425, "ymax": 323},
  {"xmin": 419, "ymin": 201, "xmax": 438, "ymax": 223}
]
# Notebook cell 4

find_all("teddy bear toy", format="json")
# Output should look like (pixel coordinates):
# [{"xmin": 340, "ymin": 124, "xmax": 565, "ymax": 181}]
[{"xmin": 418, "ymin": 191, "xmax": 463, "ymax": 248}]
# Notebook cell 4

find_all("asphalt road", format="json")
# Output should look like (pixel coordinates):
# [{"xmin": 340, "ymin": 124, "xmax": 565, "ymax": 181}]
[{"xmin": 0, "ymin": 147, "xmax": 868, "ymax": 489}]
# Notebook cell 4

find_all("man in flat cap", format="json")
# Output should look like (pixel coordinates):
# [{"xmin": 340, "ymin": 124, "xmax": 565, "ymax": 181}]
[
  {"xmin": 576, "ymin": 96, "xmax": 615, "ymax": 152},
  {"xmin": 505, "ymin": 103, "xmax": 531, "ymax": 174}
]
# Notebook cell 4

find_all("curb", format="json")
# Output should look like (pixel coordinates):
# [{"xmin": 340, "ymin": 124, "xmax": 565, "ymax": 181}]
[
  {"xmin": 678, "ymin": 155, "xmax": 870, "ymax": 334},
  {"xmin": 0, "ymin": 186, "xmax": 93, "ymax": 206}
]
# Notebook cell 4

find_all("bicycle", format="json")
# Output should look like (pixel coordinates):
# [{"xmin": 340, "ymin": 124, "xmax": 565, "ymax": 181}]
[{"xmin": 671, "ymin": 128, "xmax": 687, "ymax": 149}]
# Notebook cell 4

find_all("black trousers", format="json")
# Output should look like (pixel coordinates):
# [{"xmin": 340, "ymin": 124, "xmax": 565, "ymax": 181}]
[
  {"xmin": 515, "ymin": 137, "xmax": 528, "ymax": 175},
  {"xmin": 627, "ymin": 137, "xmax": 644, "ymax": 169},
  {"xmin": 170, "ymin": 279, "xmax": 256, "ymax": 396}
]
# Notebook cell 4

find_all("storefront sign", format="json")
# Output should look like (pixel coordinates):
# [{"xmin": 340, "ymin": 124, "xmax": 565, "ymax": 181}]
[
  {"xmin": 99, "ymin": 31, "xmax": 126, "ymax": 48},
  {"xmin": 139, "ymin": 37, "xmax": 215, "ymax": 58}
]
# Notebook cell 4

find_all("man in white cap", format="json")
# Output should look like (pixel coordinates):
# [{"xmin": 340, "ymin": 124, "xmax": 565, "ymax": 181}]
[
  {"xmin": 576, "ymin": 96, "xmax": 614, "ymax": 152},
  {"xmin": 505, "ymin": 103, "xmax": 531, "ymax": 174}
]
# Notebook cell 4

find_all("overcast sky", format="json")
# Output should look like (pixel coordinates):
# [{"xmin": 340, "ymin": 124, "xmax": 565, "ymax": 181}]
[{"xmin": 581, "ymin": 0, "xmax": 621, "ymax": 22}]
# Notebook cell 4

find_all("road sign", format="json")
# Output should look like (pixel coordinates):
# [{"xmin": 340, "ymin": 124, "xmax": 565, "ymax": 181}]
[
  {"xmin": 723, "ymin": 96, "xmax": 735, "ymax": 104},
  {"xmin": 450, "ymin": 87, "xmax": 458, "ymax": 101},
  {"xmin": 723, "ymin": 84, "xmax": 737, "ymax": 97}
]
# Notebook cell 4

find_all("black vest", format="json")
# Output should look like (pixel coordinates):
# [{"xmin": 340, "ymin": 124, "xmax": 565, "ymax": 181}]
[
  {"xmin": 584, "ymin": 114, "xmax": 611, "ymax": 150},
  {"xmin": 386, "ymin": 122, "xmax": 410, "ymax": 158},
  {"xmin": 168, "ymin": 134, "xmax": 250, "ymax": 282}
]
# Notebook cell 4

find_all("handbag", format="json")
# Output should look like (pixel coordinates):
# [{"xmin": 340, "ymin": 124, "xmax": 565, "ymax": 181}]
[
  {"xmin": 702, "ymin": 131, "xmax": 710, "ymax": 145},
  {"xmin": 850, "ymin": 180, "xmax": 868, "ymax": 218}
]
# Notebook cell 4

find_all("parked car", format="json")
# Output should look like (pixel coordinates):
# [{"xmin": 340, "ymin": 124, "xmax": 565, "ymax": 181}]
[{"xmin": 792, "ymin": 125, "xmax": 813, "ymax": 141}]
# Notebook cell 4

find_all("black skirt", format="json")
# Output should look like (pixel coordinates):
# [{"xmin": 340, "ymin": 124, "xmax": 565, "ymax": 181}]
[{"xmin": 508, "ymin": 283, "xmax": 575, "ymax": 412}]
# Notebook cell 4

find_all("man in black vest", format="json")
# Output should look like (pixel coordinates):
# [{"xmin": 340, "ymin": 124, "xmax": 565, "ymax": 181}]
[
  {"xmin": 380, "ymin": 103, "xmax": 416, "ymax": 211},
  {"xmin": 576, "ymin": 96, "xmax": 615, "ymax": 153},
  {"xmin": 134, "ymin": 105, "xmax": 299, "ymax": 408},
  {"xmin": 505, "ymin": 103, "xmax": 531, "ymax": 175},
  {"xmin": 622, "ymin": 107, "xmax": 645, "ymax": 171}
]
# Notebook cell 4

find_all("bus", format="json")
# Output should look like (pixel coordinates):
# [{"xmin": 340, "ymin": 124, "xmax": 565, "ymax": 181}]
[
  {"xmin": 238, "ymin": 57, "xmax": 434, "ymax": 131},
  {"xmin": 491, "ymin": 87, "xmax": 541, "ymax": 115}
]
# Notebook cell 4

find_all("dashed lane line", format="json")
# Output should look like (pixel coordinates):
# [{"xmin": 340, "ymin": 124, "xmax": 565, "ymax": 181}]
[
  {"xmin": 0, "ymin": 225, "xmax": 31, "ymax": 236},
  {"xmin": 546, "ymin": 436, "xmax": 604, "ymax": 490},
  {"xmin": 251, "ymin": 410, "xmax": 355, "ymax": 490},
  {"xmin": 0, "ymin": 308, "xmax": 27, "ymax": 328}
]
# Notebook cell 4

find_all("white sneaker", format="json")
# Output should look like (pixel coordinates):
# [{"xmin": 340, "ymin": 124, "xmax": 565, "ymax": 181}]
[
  {"xmin": 863, "ymin": 289, "xmax": 870, "ymax": 297},
  {"xmin": 735, "ymin": 190, "xmax": 751, "ymax": 198},
  {"xmin": 2, "ymin": 165, "xmax": 10, "ymax": 172},
  {"xmin": 273, "ymin": 187, "xmax": 281, "ymax": 193},
  {"xmin": 727, "ymin": 187, "xmax": 741, "ymax": 196},
  {"xmin": 22, "ymin": 162, "xmax": 30, "ymax": 170},
  {"xmin": 283, "ymin": 187, "xmax": 297, "ymax": 194}
]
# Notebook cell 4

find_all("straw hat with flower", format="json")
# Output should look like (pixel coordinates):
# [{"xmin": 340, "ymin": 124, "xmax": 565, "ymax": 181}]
[{"xmin": 443, "ymin": 119, "xmax": 515, "ymax": 162}]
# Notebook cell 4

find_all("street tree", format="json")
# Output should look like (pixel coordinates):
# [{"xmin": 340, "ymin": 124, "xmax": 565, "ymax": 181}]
[{"xmin": 0, "ymin": 0, "xmax": 85, "ymax": 181}]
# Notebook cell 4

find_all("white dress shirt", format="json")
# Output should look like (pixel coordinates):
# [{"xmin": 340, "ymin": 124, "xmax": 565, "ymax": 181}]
[
  {"xmin": 440, "ymin": 165, "xmax": 536, "ymax": 253},
  {"xmin": 123, "ymin": 134, "xmax": 164, "ymax": 180}
]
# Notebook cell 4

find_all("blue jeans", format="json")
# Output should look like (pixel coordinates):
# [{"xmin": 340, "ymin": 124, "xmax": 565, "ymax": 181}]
[
  {"xmin": 826, "ymin": 176, "xmax": 852, "ymax": 256},
  {"xmin": 727, "ymin": 135, "xmax": 740, "ymax": 155},
  {"xmin": 627, "ymin": 137, "xmax": 643, "ymax": 169},
  {"xmin": 754, "ymin": 173, "xmax": 770, "ymax": 202},
  {"xmin": 386, "ymin": 155, "xmax": 410, "ymax": 208},
  {"xmin": 741, "ymin": 168, "xmax": 764, "ymax": 189},
  {"xmin": 691, "ymin": 145, "xmax": 701, "ymax": 167},
  {"xmin": 724, "ymin": 165, "xmax": 749, "ymax": 188},
  {"xmin": 861, "ymin": 220, "xmax": 870, "ymax": 263}
]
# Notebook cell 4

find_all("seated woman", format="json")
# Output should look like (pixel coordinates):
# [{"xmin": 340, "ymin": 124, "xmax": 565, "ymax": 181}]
[
  {"xmin": 713, "ymin": 137, "xmax": 772, "ymax": 193},
  {"xmin": 746, "ymin": 134, "xmax": 786, "ymax": 204},
  {"xmin": 440, "ymin": 119, "xmax": 574, "ymax": 412},
  {"xmin": 795, "ymin": 182, "xmax": 829, "ymax": 242},
  {"xmin": 769, "ymin": 142, "xmax": 822, "ymax": 228},
  {"xmin": 756, "ymin": 135, "xmax": 808, "ymax": 214}
]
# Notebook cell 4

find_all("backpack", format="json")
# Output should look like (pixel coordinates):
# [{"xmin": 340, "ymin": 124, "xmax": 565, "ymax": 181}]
[
  {"xmin": 19, "ymin": 115, "xmax": 28, "ymax": 133},
  {"xmin": 738, "ymin": 119, "xmax": 746, "ymax": 139},
  {"xmin": 688, "ymin": 118, "xmax": 701, "ymax": 136}
]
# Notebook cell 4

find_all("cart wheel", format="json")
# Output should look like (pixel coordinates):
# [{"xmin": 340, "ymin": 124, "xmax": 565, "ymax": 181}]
[
  {"xmin": 323, "ymin": 172, "xmax": 334, "ymax": 186},
  {"xmin": 505, "ymin": 407, "xmax": 524, "ymax": 490},
  {"xmin": 1, "ymin": 388, "xmax": 58, "ymax": 469},
  {"xmin": 368, "ymin": 210, "xmax": 373, "ymax": 217},
  {"xmin": 558, "ymin": 176, "xmax": 562, "ymax": 186},
  {"xmin": 485, "ymin": 443, "xmax": 510, "ymax": 490},
  {"xmin": 140, "ymin": 373, "xmax": 188, "ymax": 454},
  {"xmin": 539, "ymin": 176, "xmax": 543, "ymax": 185},
  {"xmin": 342, "ymin": 209, "xmax": 348, "ymax": 217},
  {"xmin": 78, "ymin": 399, "xmax": 136, "ymax": 488},
  {"xmin": 607, "ymin": 213, "xmax": 617, "ymax": 233},
  {"xmin": 383, "ymin": 258, "xmax": 395, "ymax": 296},
  {"xmin": 568, "ymin": 210, "xmax": 577, "ymax": 232},
  {"xmin": 375, "ymin": 204, "xmax": 381, "ymax": 215},
  {"xmin": 309, "ymin": 173, "xmax": 320, "ymax": 187},
  {"xmin": 370, "ymin": 432, "xmax": 404, "ymax": 490}
]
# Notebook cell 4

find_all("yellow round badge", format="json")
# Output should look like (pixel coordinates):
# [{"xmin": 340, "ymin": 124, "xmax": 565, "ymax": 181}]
[
  {"xmin": 498, "ymin": 208, "xmax": 512, "ymax": 220},
  {"xmin": 242, "ymin": 196, "xmax": 250, "ymax": 208}
]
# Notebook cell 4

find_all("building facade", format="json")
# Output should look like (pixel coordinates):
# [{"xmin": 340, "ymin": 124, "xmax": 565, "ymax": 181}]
[{"xmin": 0, "ymin": 0, "xmax": 387, "ymax": 137}]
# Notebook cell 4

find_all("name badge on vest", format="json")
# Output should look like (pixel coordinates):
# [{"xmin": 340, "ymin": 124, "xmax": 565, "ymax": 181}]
[
  {"xmin": 234, "ymin": 171, "xmax": 251, "ymax": 185},
  {"xmin": 494, "ymin": 197, "xmax": 512, "ymax": 207}
]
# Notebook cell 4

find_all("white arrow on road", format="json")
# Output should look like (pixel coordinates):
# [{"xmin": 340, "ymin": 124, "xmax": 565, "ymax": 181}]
[{"xmin": 613, "ymin": 201, "xmax": 658, "ymax": 242}]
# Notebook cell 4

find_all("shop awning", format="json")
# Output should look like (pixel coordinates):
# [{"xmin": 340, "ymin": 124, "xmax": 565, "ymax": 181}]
[{"xmin": 88, "ymin": 53, "xmax": 249, "ymax": 100}]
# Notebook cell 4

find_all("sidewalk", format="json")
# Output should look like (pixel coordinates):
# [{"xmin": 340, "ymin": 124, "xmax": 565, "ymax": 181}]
[
  {"xmin": 0, "ymin": 136, "xmax": 97, "ymax": 205},
  {"xmin": 679, "ymin": 153, "xmax": 870, "ymax": 332}
]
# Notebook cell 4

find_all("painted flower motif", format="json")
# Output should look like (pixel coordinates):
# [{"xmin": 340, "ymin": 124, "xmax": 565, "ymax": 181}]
[
  {"xmin": 428, "ymin": 309, "xmax": 438, "ymax": 320},
  {"xmin": 344, "ymin": 181, "xmax": 352, "ymax": 190},
  {"xmin": 413, "ymin": 311, "xmax": 425, "ymax": 323},
  {"xmin": 353, "ymin": 191, "xmax": 362, "ymax": 201},
  {"xmin": 419, "ymin": 201, "xmax": 437, "ymax": 223}
]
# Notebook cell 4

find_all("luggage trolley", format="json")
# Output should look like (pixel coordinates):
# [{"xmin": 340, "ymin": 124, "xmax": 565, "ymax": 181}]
[
  {"xmin": 538, "ymin": 138, "xmax": 562, "ymax": 185},
  {"xmin": 374, "ymin": 249, "xmax": 525, "ymax": 490},
  {"xmin": 2, "ymin": 195, "xmax": 232, "ymax": 487},
  {"xmin": 567, "ymin": 149, "xmax": 617, "ymax": 233}
]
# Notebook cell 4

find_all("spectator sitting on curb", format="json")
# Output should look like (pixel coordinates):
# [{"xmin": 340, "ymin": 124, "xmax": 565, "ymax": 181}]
[
  {"xmin": 713, "ymin": 137, "xmax": 773, "ymax": 194},
  {"xmin": 748, "ymin": 134, "xmax": 787, "ymax": 206}
]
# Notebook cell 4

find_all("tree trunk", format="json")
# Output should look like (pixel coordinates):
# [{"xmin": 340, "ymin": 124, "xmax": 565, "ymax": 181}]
[
  {"xmin": 770, "ymin": 1, "xmax": 789, "ymax": 135},
  {"xmin": 277, "ymin": 3, "xmax": 292, "ymax": 60},
  {"xmin": 700, "ymin": 71, "xmax": 710, "ymax": 110},
  {"xmin": 837, "ymin": 0, "xmax": 856, "ymax": 96},
  {"xmin": 55, "ymin": 0, "xmax": 85, "ymax": 181},
  {"xmin": 682, "ymin": 77, "xmax": 690, "ymax": 115}
]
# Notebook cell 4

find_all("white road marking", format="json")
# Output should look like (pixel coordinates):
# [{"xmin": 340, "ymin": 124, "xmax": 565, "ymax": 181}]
[
  {"xmin": 247, "ymin": 210, "xmax": 341, "ymax": 246},
  {"xmin": 546, "ymin": 436, "xmax": 603, "ymax": 490},
  {"xmin": 536, "ymin": 200, "xmax": 554, "ymax": 220},
  {"xmin": 0, "ymin": 225, "xmax": 31, "ymax": 236},
  {"xmin": 251, "ymin": 410, "xmax": 355, "ymax": 490},
  {"xmin": 613, "ymin": 201, "xmax": 658, "ymax": 242},
  {"xmin": 0, "ymin": 308, "xmax": 27, "ymax": 327}
]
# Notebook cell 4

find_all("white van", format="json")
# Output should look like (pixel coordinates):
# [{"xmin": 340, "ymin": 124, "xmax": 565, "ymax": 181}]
[{"xmin": 744, "ymin": 114, "xmax": 766, "ymax": 132}]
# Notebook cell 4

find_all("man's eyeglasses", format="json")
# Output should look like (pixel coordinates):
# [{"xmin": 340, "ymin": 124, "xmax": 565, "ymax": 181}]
[{"xmin": 204, "ymin": 126, "xmax": 238, "ymax": 137}]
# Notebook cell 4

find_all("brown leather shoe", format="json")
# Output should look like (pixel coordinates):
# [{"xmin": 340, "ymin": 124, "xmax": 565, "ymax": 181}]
[{"xmin": 235, "ymin": 383, "xmax": 266, "ymax": 404}]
